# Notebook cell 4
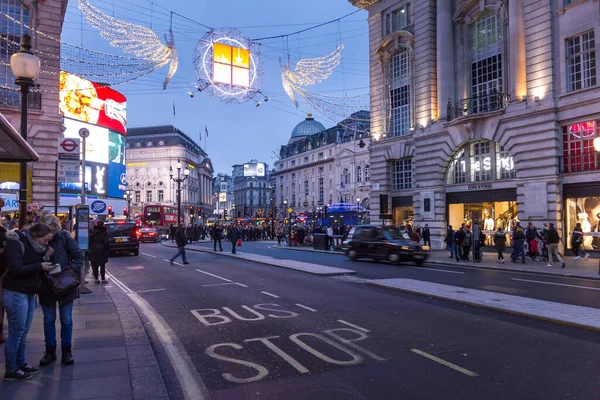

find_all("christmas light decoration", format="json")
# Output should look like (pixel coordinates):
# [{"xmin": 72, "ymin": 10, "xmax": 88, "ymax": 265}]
[
  {"xmin": 281, "ymin": 45, "xmax": 344, "ymax": 108},
  {"xmin": 194, "ymin": 29, "xmax": 263, "ymax": 104}
]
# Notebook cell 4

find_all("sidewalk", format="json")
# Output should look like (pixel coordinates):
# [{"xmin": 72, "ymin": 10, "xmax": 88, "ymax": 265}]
[{"xmin": 0, "ymin": 283, "xmax": 167, "ymax": 400}]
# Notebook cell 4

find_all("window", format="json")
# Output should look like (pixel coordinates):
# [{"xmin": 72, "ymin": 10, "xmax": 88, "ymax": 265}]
[
  {"xmin": 318, "ymin": 152, "xmax": 324, "ymax": 160},
  {"xmin": 356, "ymin": 165, "xmax": 362, "ymax": 183},
  {"xmin": 342, "ymin": 168, "xmax": 351, "ymax": 187},
  {"xmin": 158, "ymin": 190, "xmax": 164, "ymax": 202},
  {"xmin": 496, "ymin": 145, "xmax": 516, "ymax": 179},
  {"xmin": 384, "ymin": 2, "xmax": 411, "ymax": 36},
  {"xmin": 304, "ymin": 156, "xmax": 309, "ymax": 163},
  {"xmin": 0, "ymin": 0, "xmax": 29, "ymax": 107},
  {"xmin": 566, "ymin": 31, "xmax": 596, "ymax": 92},
  {"xmin": 562, "ymin": 121, "xmax": 599, "ymax": 172},
  {"xmin": 318, "ymin": 166, "xmax": 324, "ymax": 174},
  {"xmin": 146, "ymin": 190, "xmax": 153, "ymax": 203},
  {"xmin": 292, "ymin": 160, "xmax": 296, "ymax": 166},
  {"xmin": 364, "ymin": 164, "xmax": 370, "ymax": 182},
  {"xmin": 389, "ymin": 48, "xmax": 411, "ymax": 136},
  {"xmin": 318, "ymin": 177, "xmax": 324, "ymax": 204},
  {"xmin": 134, "ymin": 191, "xmax": 141, "ymax": 203},
  {"xmin": 392, "ymin": 159, "xmax": 412, "ymax": 190},
  {"xmin": 291, "ymin": 183, "xmax": 296, "ymax": 207},
  {"xmin": 470, "ymin": 141, "xmax": 492, "ymax": 182},
  {"xmin": 304, "ymin": 179, "xmax": 309, "ymax": 197},
  {"xmin": 446, "ymin": 140, "xmax": 516, "ymax": 184}
]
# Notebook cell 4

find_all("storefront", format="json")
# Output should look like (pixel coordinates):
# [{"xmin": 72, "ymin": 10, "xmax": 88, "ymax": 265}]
[
  {"xmin": 392, "ymin": 196, "xmax": 413, "ymax": 226},
  {"xmin": 564, "ymin": 183, "xmax": 600, "ymax": 251}
]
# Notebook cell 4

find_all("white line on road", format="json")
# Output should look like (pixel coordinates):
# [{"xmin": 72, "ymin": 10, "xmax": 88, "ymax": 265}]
[
  {"xmin": 261, "ymin": 291, "xmax": 280, "ymax": 298},
  {"xmin": 234, "ymin": 283, "xmax": 248, "ymax": 288},
  {"xmin": 411, "ymin": 349, "xmax": 478, "ymax": 377},
  {"xmin": 201, "ymin": 282, "xmax": 238, "ymax": 287},
  {"xmin": 405, "ymin": 266, "xmax": 465, "ymax": 274},
  {"xmin": 106, "ymin": 273, "xmax": 132, "ymax": 293},
  {"xmin": 512, "ymin": 278, "xmax": 600, "ymax": 291},
  {"xmin": 337, "ymin": 320, "xmax": 370, "ymax": 332},
  {"xmin": 136, "ymin": 288, "xmax": 167, "ymax": 293},
  {"xmin": 142, "ymin": 253, "xmax": 157, "ymax": 258},
  {"xmin": 195, "ymin": 269, "xmax": 232, "ymax": 282},
  {"xmin": 296, "ymin": 303, "xmax": 318, "ymax": 312}
]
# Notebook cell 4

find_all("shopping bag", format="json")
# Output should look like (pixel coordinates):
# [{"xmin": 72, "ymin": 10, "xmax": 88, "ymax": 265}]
[{"xmin": 237, "ymin": 239, "xmax": 242, "ymax": 247}]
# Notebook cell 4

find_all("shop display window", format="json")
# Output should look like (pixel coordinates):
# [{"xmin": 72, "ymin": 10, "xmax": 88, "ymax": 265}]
[
  {"xmin": 562, "ymin": 121, "xmax": 599, "ymax": 173},
  {"xmin": 448, "ymin": 201, "xmax": 517, "ymax": 244},
  {"xmin": 566, "ymin": 196, "xmax": 600, "ymax": 250},
  {"xmin": 393, "ymin": 206, "xmax": 413, "ymax": 227}
]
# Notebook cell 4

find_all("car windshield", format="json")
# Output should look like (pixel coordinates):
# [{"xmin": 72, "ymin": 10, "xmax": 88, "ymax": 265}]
[
  {"xmin": 107, "ymin": 223, "xmax": 136, "ymax": 235},
  {"xmin": 382, "ymin": 227, "xmax": 410, "ymax": 240}
]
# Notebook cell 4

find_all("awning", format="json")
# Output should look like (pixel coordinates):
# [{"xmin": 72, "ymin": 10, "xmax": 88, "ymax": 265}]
[{"xmin": 0, "ymin": 112, "xmax": 39, "ymax": 162}]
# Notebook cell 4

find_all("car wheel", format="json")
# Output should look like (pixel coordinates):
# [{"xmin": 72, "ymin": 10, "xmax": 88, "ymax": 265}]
[
  {"xmin": 388, "ymin": 252, "xmax": 400, "ymax": 265},
  {"xmin": 415, "ymin": 259, "xmax": 425, "ymax": 267},
  {"xmin": 347, "ymin": 249, "xmax": 358, "ymax": 260},
  {"xmin": 132, "ymin": 249, "xmax": 139, "ymax": 256}
]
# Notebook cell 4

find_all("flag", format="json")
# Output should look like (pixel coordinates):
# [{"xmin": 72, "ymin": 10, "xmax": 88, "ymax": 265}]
[
  {"xmin": 205, "ymin": 125, "xmax": 209, "ymax": 137},
  {"xmin": 173, "ymin": 101, "xmax": 176, "ymax": 116}
]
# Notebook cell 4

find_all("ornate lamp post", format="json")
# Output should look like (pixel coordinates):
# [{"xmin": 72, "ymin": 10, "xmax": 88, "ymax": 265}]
[
  {"xmin": 169, "ymin": 159, "xmax": 189, "ymax": 226},
  {"xmin": 284, "ymin": 200, "xmax": 291, "ymax": 246},
  {"xmin": 356, "ymin": 197, "xmax": 361, "ymax": 226},
  {"xmin": 11, "ymin": 34, "xmax": 40, "ymax": 228}
]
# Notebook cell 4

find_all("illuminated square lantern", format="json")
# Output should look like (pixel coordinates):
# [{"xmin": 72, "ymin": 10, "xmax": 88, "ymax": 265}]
[{"xmin": 213, "ymin": 42, "xmax": 250, "ymax": 87}]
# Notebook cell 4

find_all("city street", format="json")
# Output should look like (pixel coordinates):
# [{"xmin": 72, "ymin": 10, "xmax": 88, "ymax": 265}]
[{"xmin": 103, "ymin": 243, "xmax": 600, "ymax": 400}]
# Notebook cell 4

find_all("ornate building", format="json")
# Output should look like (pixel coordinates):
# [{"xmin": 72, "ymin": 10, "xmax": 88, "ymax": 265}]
[
  {"xmin": 350, "ymin": 0, "xmax": 600, "ymax": 251},
  {"xmin": 232, "ymin": 160, "xmax": 273, "ymax": 220},
  {"xmin": 212, "ymin": 173, "xmax": 234, "ymax": 219}
]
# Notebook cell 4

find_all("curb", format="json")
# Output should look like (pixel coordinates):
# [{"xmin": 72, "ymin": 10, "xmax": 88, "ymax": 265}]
[{"xmin": 268, "ymin": 245, "xmax": 345, "ymax": 255}]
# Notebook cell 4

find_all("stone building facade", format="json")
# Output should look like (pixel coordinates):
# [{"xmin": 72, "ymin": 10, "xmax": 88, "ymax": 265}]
[
  {"xmin": 232, "ymin": 160, "xmax": 273, "ymax": 221},
  {"xmin": 212, "ymin": 173, "xmax": 234, "ymax": 219},
  {"xmin": 350, "ymin": 0, "xmax": 600, "ymax": 252},
  {"xmin": 0, "ymin": 0, "xmax": 67, "ymax": 205}
]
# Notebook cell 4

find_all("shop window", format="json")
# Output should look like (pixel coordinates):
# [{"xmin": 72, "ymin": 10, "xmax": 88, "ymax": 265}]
[
  {"xmin": 446, "ymin": 140, "xmax": 516, "ymax": 184},
  {"xmin": 566, "ymin": 31, "xmax": 596, "ymax": 92},
  {"xmin": 448, "ymin": 201, "xmax": 517, "ymax": 244},
  {"xmin": 566, "ymin": 196, "xmax": 600, "ymax": 250},
  {"xmin": 392, "ymin": 159, "xmax": 412, "ymax": 190},
  {"xmin": 562, "ymin": 121, "xmax": 599, "ymax": 172}
]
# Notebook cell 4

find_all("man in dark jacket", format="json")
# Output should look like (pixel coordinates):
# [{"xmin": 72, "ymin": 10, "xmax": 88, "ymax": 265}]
[
  {"xmin": 454, "ymin": 225, "xmax": 466, "ymax": 261},
  {"xmin": 0, "ymin": 224, "xmax": 7, "ymax": 343},
  {"xmin": 546, "ymin": 222, "xmax": 564, "ymax": 268},
  {"xmin": 212, "ymin": 224, "xmax": 223, "ymax": 252},
  {"xmin": 422, "ymin": 224, "xmax": 431, "ymax": 247},
  {"xmin": 89, "ymin": 221, "xmax": 109, "ymax": 284},
  {"xmin": 169, "ymin": 224, "xmax": 189, "ymax": 265},
  {"xmin": 186, "ymin": 225, "xmax": 194, "ymax": 245},
  {"xmin": 444, "ymin": 225, "xmax": 454, "ymax": 258},
  {"xmin": 229, "ymin": 225, "xmax": 240, "ymax": 254}
]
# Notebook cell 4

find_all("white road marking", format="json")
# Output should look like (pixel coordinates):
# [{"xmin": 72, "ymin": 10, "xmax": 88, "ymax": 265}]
[
  {"xmin": 295, "ymin": 303, "xmax": 318, "ymax": 312},
  {"xmin": 195, "ymin": 269, "xmax": 232, "ymax": 282},
  {"xmin": 261, "ymin": 291, "xmax": 280, "ymax": 298},
  {"xmin": 142, "ymin": 253, "xmax": 157, "ymax": 258},
  {"xmin": 106, "ymin": 273, "xmax": 131, "ymax": 293},
  {"xmin": 136, "ymin": 288, "xmax": 167, "ymax": 293},
  {"xmin": 245, "ymin": 336, "xmax": 309, "ymax": 373},
  {"xmin": 512, "ymin": 278, "xmax": 600, "ymax": 291},
  {"xmin": 234, "ymin": 283, "xmax": 248, "ymax": 288},
  {"xmin": 405, "ymin": 266, "xmax": 464, "ymax": 274},
  {"xmin": 411, "ymin": 349, "xmax": 478, "ymax": 377},
  {"xmin": 201, "ymin": 282, "xmax": 238, "ymax": 287},
  {"xmin": 337, "ymin": 320, "xmax": 370, "ymax": 332}
]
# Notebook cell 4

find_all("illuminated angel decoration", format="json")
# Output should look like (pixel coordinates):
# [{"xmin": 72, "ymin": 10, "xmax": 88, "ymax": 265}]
[
  {"xmin": 281, "ymin": 45, "xmax": 344, "ymax": 108},
  {"xmin": 78, "ymin": 0, "xmax": 178, "ymax": 88}
]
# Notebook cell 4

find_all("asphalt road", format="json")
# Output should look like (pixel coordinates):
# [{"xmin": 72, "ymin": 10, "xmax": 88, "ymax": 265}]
[
  {"xmin": 104, "ymin": 243, "xmax": 600, "ymax": 400},
  {"xmin": 187, "ymin": 240, "xmax": 600, "ymax": 310}
]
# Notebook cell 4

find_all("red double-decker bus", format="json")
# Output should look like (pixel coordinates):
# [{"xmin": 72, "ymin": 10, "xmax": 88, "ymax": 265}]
[{"xmin": 142, "ymin": 205, "xmax": 178, "ymax": 227}]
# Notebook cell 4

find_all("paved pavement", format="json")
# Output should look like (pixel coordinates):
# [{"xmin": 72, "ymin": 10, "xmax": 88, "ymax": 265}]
[{"xmin": 0, "ymin": 282, "xmax": 166, "ymax": 400}]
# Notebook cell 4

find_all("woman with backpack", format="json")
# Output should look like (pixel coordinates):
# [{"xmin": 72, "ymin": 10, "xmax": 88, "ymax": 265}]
[{"xmin": 38, "ymin": 213, "xmax": 84, "ymax": 367}]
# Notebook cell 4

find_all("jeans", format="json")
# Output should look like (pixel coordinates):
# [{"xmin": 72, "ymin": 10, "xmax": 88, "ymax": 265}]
[
  {"xmin": 213, "ymin": 239, "xmax": 222, "ymax": 251},
  {"xmin": 454, "ymin": 243, "xmax": 462, "ymax": 261},
  {"xmin": 3, "ymin": 289, "xmax": 36, "ymax": 372},
  {"xmin": 511, "ymin": 240, "xmax": 526, "ymax": 262},
  {"xmin": 170, "ymin": 246, "xmax": 187, "ymax": 263},
  {"xmin": 41, "ymin": 302, "xmax": 74, "ymax": 348},
  {"xmin": 462, "ymin": 245, "xmax": 471, "ymax": 260},
  {"xmin": 572, "ymin": 243, "xmax": 587, "ymax": 257}
]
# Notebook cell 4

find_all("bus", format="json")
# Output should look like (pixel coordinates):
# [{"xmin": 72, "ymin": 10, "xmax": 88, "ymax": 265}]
[{"xmin": 142, "ymin": 205, "xmax": 178, "ymax": 227}]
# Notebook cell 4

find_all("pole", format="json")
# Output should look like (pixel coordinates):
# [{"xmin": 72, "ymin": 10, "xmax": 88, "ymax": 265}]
[
  {"xmin": 80, "ymin": 136, "xmax": 86, "ymax": 205},
  {"xmin": 54, "ymin": 160, "xmax": 58, "ymax": 215},
  {"xmin": 177, "ymin": 175, "xmax": 181, "ymax": 226},
  {"xmin": 18, "ymin": 84, "xmax": 29, "ymax": 229}
]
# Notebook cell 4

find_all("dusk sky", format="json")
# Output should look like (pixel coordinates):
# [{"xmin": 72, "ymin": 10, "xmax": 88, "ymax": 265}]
[{"xmin": 61, "ymin": 0, "xmax": 369, "ymax": 175}]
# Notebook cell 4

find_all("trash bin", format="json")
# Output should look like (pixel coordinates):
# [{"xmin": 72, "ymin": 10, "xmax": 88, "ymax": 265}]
[{"xmin": 313, "ymin": 233, "xmax": 328, "ymax": 250}]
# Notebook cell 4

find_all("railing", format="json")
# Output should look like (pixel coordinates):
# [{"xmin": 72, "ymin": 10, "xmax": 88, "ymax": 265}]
[
  {"xmin": 559, "ymin": 152, "xmax": 600, "ymax": 173},
  {"xmin": 0, "ymin": 87, "xmax": 42, "ymax": 110},
  {"xmin": 447, "ymin": 91, "xmax": 510, "ymax": 121}
]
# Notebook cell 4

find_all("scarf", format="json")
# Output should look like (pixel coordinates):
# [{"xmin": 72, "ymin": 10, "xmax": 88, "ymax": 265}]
[{"xmin": 24, "ymin": 231, "xmax": 47, "ymax": 254}]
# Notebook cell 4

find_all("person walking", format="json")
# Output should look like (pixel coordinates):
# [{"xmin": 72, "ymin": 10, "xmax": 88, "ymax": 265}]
[
  {"xmin": 326, "ymin": 226, "xmax": 334, "ymax": 250},
  {"xmin": 462, "ymin": 226, "xmax": 473, "ymax": 261},
  {"xmin": 422, "ymin": 224, "xmax": 431, "ymax": 247},
  {"xmin": 212, "ymin": 224, "xmax": 223, "ymax": 252},
  {"xmin": 3, "ymin": 223, "xmax": 55, "ymax": 381},
  {"xmin": 571, "ymin": 222, "xmax": 589, "ymax": 260},
  {"xmin": 546, "ymin": 223, "xmax": 565, "ymax": 268},
  {"xmin": 89, "ymin": 220, "xmax": 109, "ymax": 284},
  {"xmin": 229, "ymin": 225, "xmax": 240, "ymax": 254},
  {"xmin": 38, "ymin": 214, "xmax": 84, "ymax": 367},
  {"xmin": 493, "ymin": 227, "xmax": 506, "ymax": 263},
  {"xmin": 454, "ymin": 225, "xmax": 465, "ymax": 261},
  {"xmin": 443, "ymin": 225, "xmax": 454, "ymax": 258},
  {"xmin": 276, "ymin": 226, "xmax": 283, "ymax": 245},
  {"xmin": 170, "ymin": 224, "xmax": 189, "ymax": 265},
  {"xmin": 186, "ymin": 225, "xmax": 194, "ymax": 245},
  {"xmin": 511, "ymin": 222, "xmax": 526, "ymax": 263},
  {"xmin": 525, "ymin": 223, "xmax": 541, "ymax": 262},
  {"xmin": 169, "ymin": 224, "xmax": 176, "ymax": 243}
]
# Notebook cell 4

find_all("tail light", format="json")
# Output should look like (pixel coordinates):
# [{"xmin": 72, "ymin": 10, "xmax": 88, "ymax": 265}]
[
  {"xmin": 135, "ymin": 229, "xmax": 141, "ymax": 237},
  {"xmin": 149, "ymin": 232, "xmax": 155, "ymax": 236}
]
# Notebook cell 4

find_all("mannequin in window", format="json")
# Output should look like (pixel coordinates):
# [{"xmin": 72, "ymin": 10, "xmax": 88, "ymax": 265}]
[{"xmin": 584, "ymin": 197, "xmax": 600, "ymax": 249}]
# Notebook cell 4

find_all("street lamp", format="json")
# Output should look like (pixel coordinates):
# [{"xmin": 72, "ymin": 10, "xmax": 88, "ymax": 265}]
[
  {"xmin": 356, "ymin": 197, "xmax": 361, "ymax": 226},
  {"xmin": 125, "ymin": 183, "xmax": 133, "ymax": 222},
  {"xmin": 11, "ymin": 34, "xmax": 40, "ymax": 228},
  {"xmin": 169, "ymin": 159, "xmax": 189, "ymax": 226},
  {"xmin": 284, "ymin": 200, "xmax": 291, "ymax": 246}
]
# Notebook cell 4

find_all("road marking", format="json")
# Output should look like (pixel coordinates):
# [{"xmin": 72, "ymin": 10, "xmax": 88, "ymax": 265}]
[
  {"xmin": 337, "ymin": 320, "xmax": 369, "ymax": 332},
  {"xmin": 136, "ymin": 288, "xmax": 167, "ymax": 293},
  {"xmin": 126, "ymin": 266, "xmax": 145, "ymax": 270},
  {"xmin": 405, "ymin": 266, "xmax": 465, "ymax": 274},
  {"xmin": 261, "ymin": 291, "xmax": 280, "ymax": 298},
  {"xmin": 234, "ymin": 283, "xmax": 248, "ymax": 288},
  {"xmin": 201, "ymin": 282, "xmax": 238, "ymax": 287},
  {"xmin": 106, "ymin": 273, "xmax": 132, "ymax": 293},
  {"xmin": 512, "ymin": 278, "xmax": 600, "ymax": 291},
  {"xmin": 173, "ymin": 262, "xmax": 185, "ymax": 266},
  {"xmin": 296, "ymin": 303, "xmax": 318, "ymax": 312},
  {"xmin": 411, "ymin": 349, "xmax": 478, "ymax": 377},
  {"xmin": 195, "ymin": 269, "xmax": 232, "ymax": 282},
  {"xmin": 245, "ymin": 336, "xmax": 309, "ymax": 373},
  {"xmin": 142, "ymin": 253, "xmax": 157, "ymax": 258}
]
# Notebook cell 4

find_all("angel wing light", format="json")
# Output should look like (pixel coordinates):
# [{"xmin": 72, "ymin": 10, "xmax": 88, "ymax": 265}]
[
  {"xmin": 78, "ymin": 0, "xmax": 178, "ymax": 88},
  {"xmin": 281, "ymin": 45, "xmax": 344, "ymax": 108}
]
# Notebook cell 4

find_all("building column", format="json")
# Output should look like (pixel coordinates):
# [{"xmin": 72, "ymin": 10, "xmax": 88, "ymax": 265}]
[
  {"xmin": 436, "ymin": 0, "xmax": 455, "ymax": 120},
  {"xmin": 509, "ymin": 0, "xmax": 526, "ymax": 101}
]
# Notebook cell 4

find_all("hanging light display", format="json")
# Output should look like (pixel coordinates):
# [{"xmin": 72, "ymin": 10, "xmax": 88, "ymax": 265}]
[{"xmin": 194, "ymin": 29, "xmax": 263, "ymax": 104}]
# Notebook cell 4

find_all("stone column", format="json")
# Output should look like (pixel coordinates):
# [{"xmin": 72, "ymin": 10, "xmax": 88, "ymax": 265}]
[
  {"xmin": 509, "ymin": 0, "xmax": 526, "ymax": 101},
  {"xmin": 437, "ymin": 0, "xmax": 455, "ymax": 120}
]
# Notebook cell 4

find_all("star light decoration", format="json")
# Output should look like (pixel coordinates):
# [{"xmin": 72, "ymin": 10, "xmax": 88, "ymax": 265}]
[
  {"xmin": 78, "ymin": 0, "xmax": 178, "ymax": 89},
  {"xmin": 193, "ymin": 29, "xmax": 263, "ymax": 104}
]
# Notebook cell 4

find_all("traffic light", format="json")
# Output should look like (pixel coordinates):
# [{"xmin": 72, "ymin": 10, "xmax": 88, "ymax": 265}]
[
  {"xmin": 108, "ymin": 205, "xmax": 113, "ymax": 217},
  {"xmin": 123, "ymin": 207, "xmax": 128, "ymax": 216},
  {"xmin": 189, "ymin": 205, "xmax": 194, "ymax": 213}
]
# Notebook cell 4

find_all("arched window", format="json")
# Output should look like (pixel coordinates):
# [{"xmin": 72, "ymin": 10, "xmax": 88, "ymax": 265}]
[
  {"xmin": 356, "ymin": 165, "xmax": 362, "ymax": 183},
  {"xmin": 446, "ymin": 140, "xmax": 516, "ymax": 185},
  {"xmin": 0, "ymin": 0, "xmax": 29, "ymax": 104},
  {"xmin": 364, "ymin": 164, "xmax": 370, "ymax": 182}
]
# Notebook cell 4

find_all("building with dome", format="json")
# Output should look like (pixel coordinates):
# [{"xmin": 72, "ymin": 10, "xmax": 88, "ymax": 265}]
[{"xmin": 273, "ymin": 111, "xmax": 371, "ymax": 226}]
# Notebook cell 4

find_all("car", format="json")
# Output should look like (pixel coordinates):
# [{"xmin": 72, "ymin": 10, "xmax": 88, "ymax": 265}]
[
  {"xmin": 139, "ymin": 228, "xmax": 160, "ymax": 243},
  {"xmin": 105, "ymin": 222, "xmax": 140, "ymax": 256},
  {"xmin": 342, "ymin": 225, "xmax": 429, "ymax": 266}
]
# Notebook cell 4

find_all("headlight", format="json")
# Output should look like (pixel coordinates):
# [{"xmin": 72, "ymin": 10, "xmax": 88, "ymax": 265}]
[
  {"xmin": 401, "ymin": 245, "xmax": 410, "ymax": 250},
  {"xmin": 421, "ymin": 245, "xmax": 430, "ymax": 251}
]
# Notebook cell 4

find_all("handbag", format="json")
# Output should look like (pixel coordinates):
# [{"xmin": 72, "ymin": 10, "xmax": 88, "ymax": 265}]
[
  {"xmin": 46, "ymin": 267, "xmax": 80, "ymax": 295},
  {"xmin": 237, "ymin": 239, "xmax": 242, "ymax": 247}
]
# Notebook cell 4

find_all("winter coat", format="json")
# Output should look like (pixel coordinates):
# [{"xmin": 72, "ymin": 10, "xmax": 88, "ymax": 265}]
[
  {"xmin": 464, "ymin": 231, "xmax": 472, "ymax": 246},
  {"xmin": 546, "ymin": 227, "xmax": 560, "ymax": 244},
  {"xmin": 422, "ymin": 228, "xmax": 431, "ymax": 241},
  {"xmin": 571, "ymin": 227, "xmax": 584, "ymax": 246},
  {"xmin": 2, "ymin": 231, "xmax": 44, "ymax": 294},
  {"xmin": 525, "ymin": 227, "xmax": 540, "ymax": 241},
  {"xmin": 175, "ymin": 227, "xmax": 187, "ymax": 247},
  {"xmin": 229, "ymin": 227, "xmax": 240, "ymax": 242},
  {"xmin": 0, "ymin": 226, "xmax": 8, "ymax": 279},
  {"xmin": 212, "ymin": 226, "xmax": 222, "ymax": 240},
  {"xmin": 454, "ymin": 229, "xmax": 466, "ymax": 245},
  {"xmin": 89, "ymin": 225, "xmax": 109, "ymax": 264},
  {"xmin": 444, "ymin": 228, "xmax": 453, "ymax": 244},
  {"xmin": 493, "ymin": 231, "xmax": 507, "ymax": 251},
  {"xmin": 39, "ymin": 230, "xmax": 85, "ymax": 306}
]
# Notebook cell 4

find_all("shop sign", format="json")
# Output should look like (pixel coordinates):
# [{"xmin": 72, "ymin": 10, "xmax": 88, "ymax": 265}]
[
  {"xmin": 468, "ymin": 183, "xmax": 493, "ymax": 191},
  {"xmin": 0, "ymin": 193, "xmax": 18, "ymax": 211},
  {"xmin": 90, "ymin": 200, "xmax": 107, "ymax": 215}
]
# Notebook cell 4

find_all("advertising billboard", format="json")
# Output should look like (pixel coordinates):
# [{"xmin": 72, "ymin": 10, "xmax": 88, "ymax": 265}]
[
  {"xmin": 59, "ymin": 161, "xmax": 108, "ymax": 196},
  {"xmin": 59, "ymin": 71, "xmax": 127, "ymax": 135},
  {"xmin": 108, "ymin": 161, "xmax": 127, "ymax": 199},
  {"xmin": 243, "ymin": 162, "xmax": 265, "ymax": 177},
  {"xmin": 63, "ymin": 119, "xmax": 109, "ymax": 164}
]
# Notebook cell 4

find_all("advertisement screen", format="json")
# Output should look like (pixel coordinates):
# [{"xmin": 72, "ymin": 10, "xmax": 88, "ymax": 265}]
[
  {"xmin": 243, "ymin": 162, "xmax": 265, "ymax": 177},
  {"xmin": 109, "ymin": 131, "xmax": 126, "ymax": 165},
  {"xmin": 108, "ymin": 161, "xmax": 126, "ymax": 199},
  {"xmin": 60, "ymin": 161, "xmax": 108, "ymax": 196},
  {"xmin": 59, "ymin": 71, "xmax": 127, "ymax": 135},
  {"xmin": 566, "ymin": 196, "xmax": 600, "ymax": 250},
  {"xmin": 64, "ymin": 119, "xmax": 109, "ymax": 164}
]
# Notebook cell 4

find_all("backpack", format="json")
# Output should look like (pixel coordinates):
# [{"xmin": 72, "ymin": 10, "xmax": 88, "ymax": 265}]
[{"xmin": 514, "ymin": 226, "xmax": 524, "ymax": 240}]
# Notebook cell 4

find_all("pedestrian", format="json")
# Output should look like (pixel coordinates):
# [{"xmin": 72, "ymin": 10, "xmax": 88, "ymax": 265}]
[
  {"xmin": 3, "ymin": 223, "xmax": 55, "ymax": 381},
  {"xmin": 89, "ymin": 220, "xmax": 109, "ymax": 284},
  {"xmin": 169, "ymin": 224, "xmax": 176, "ymax": 243},
  {"xmin": 0, "ymin": 222, "xmax": 8, "ymax": 343},
  {"xmin": 511, "ymin": 222, "xmax": 526, "ymax": 263},
  {"xmin": 571, "ymin": 222, "xmax": 589, "ymax": 260},
  {"xmin": 229, "ymin": 225, "xmax": 240, "ymax": 254},
  {"xmin": 525, "ymin": 223, "xmax": 541, "ymax": 261},
  {"xmin": 462, "ymin": 225, "xmax": 472, "ymax": 261},
  {"xmin": 422, "ymin": 224, "xmax": 431, "ymax": 247},
  {"xmin": 276, "ymin": 226, "xmax": 283, "ymax": 245},
  {"xmin": 454, "ymin": 224, "xmax": 465, "ymax": 261},
  {"xmin": 169, "ymin": 224, "xmax": 189, "ymax": 265},
  {"xmin": 326, "ymin": 225, "xmax": 333, "ymax": 250},
  {"xmin": 493, "ymin": 227, "xmax": 506, "ymax": 263},
  {"xmin": 38, "ymin": 213, "xmax": 84, "ymax": 367},
  {"xmin": 444, "ymin": 225, "xmax": 454, "ymax": 258},
  {"xmin": 212, "ymin": 224, "xmax": 223, "ymax": 252},
  {"xmin": 546, "ymin": 223, "xmax": 565, "ymax": 268}
]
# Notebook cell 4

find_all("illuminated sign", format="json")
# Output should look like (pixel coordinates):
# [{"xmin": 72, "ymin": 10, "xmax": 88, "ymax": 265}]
[
  {"xmin": 187, "ymin": 164, "xmax": 195, "ymax": 169},
  {"xmin": 213, "ymin": 42, "xmax": 250, "ymax": 87},
  {"xmin": 218, "ymin": 192, "xmax": 227, "ymax": 202},
  {"xmin": 63, "ymin": 119, "xmax": 109, "ymax": 164},
  {"xmin": 59, "ymin": 71, "xmax": 127, "ymax": 135},
  {"xmin": 243, "ymin": 162, "xmax": 266, "ymax": 177},
  {"xmin": 127, "ymin": 162, "xmax": 147, "ymax": 167}
]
